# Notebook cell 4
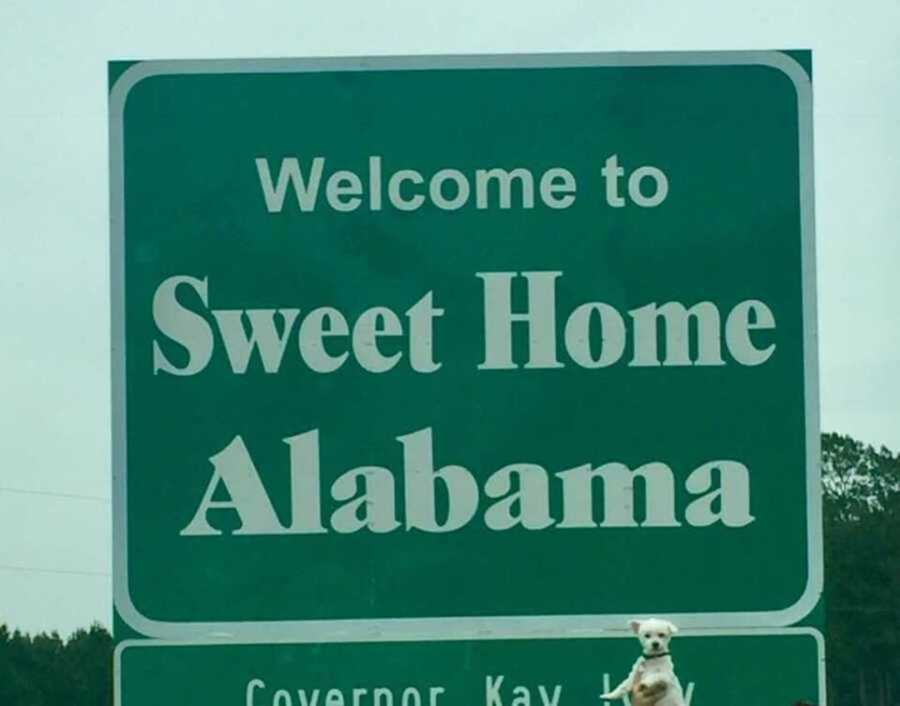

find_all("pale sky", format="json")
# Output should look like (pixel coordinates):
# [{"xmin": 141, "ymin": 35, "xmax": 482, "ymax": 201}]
[{"xmin": 1, "ymin": 0, "xmax": 898, "ymax": 637}]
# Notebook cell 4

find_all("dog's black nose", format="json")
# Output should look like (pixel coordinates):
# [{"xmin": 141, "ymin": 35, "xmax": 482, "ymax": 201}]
[{"xmin": 651, "ymin": 641, "xmax": 660, "ymax": 649}]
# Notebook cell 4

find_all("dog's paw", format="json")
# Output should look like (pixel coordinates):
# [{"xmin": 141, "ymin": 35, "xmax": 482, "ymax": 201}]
[{"xmin": 599, "ymin": 693, "xmax": 617, "ymax": 701}]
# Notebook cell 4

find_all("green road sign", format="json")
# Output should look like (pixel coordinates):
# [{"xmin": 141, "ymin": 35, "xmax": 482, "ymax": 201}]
[
  {"xmin": 115, "ymin": 629, "xmax": 824, "ymax": 706},
  {"xmin": 110, "ymin": 52, "xmax": 820, "ymax": 640}
]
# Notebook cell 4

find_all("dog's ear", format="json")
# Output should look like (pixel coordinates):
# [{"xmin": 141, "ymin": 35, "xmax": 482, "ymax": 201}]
[
  {"xmin": 665, "ymin": 621, "xmax": 679, "ymax": 635},
  {"xmin": 629, "ymin": 619, "xmax": 642, "ymax": 634}
]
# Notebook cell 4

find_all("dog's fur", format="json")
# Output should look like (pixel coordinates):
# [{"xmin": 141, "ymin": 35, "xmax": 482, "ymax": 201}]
[{"xmin": 600, "ymin": 618, "xmax": 685, "ymax": 706}]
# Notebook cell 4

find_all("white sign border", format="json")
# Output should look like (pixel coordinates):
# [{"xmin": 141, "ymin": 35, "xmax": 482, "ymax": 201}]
[
  {"xmin": 110, "ymin": 50, "xmax": 821, "ymax": 641},
  {"xmin": 113, "ymin": 627, "xmax": 827, "ymax": 706}
]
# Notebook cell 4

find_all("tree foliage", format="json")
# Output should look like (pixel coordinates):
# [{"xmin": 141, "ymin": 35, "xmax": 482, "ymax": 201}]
[
  {"xmin": 0, "ymin": 623, "xmax": 112, "ymax": 706},
  {"xmin": 822, "ymin": 432, "xmax": 900, "ymax": 706}
]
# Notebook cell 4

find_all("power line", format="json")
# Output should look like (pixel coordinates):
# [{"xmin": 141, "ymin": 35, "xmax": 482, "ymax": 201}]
[
  {"xmin": 0, "ymin": 487, "xmax": 109, "ymax": 503},
  {"xmin": 0, "ymin": 564, "xmax": 110, "ymax": 578}
]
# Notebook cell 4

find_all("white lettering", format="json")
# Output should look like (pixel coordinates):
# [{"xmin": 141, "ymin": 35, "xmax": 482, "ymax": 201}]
[
  {"xmin": 475, "ymin": 168, "xmax": 534, "ymax": 209},
  {"xmin": 246, "ymin": 678, "xmax": 265, "ymax": 706},
  {"xmin": 478, "ymin": 272, "xmax": 563, "ymax": 370},
  {"xmin": 180, "ymin": 435, "xmax": 285, "ymax": 537},
  {"xmin": 725, "ymin": 300, "xmax": 776, "ymax": 365},
  {"xmin": 180, "ymin": 428, "xmax": 755, "ymax": 536},
  {"xmin": 685, "ymin": 460, "xmax": 755, "ymax": 527},
  {"xmin": 152, "ymin": 275, "xmax": 214, "ymax": 376},
  {"xmin": 352, "ymin": 307, "xmax": 403, "ymax": 373},
  {"xmin": 326, "ymin": 170, "xmax": 363, "ymax": 212},
  {"xmin": 213, "ymin": 308, "xmax": 299, "ymax": 374},
  {"xmin": 399, "ymin": 428, "xmax": 479, "ymax": 533},
  {"xmin": 429, "ymin": 169, "xmax": 469, "ymax": 210},
  {"xmin": 484, "ymin": 464, "xmax": 554, "ymax": 530},
  {"xmin": 255, "ymin": 157, "xmax": 324, "ymax": 213},
  {"xmin": 539, "ymin": 168, "xmax": 576, "ymax": 209}
]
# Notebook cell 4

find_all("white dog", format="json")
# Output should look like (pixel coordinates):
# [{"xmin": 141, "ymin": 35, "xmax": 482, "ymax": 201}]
[{"xmin": 600, "ymin": 618, "xmax": 685, "ymax": 706}]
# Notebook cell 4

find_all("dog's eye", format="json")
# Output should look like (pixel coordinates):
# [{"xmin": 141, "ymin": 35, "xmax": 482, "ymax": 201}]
[
  {"xmin": 658, "ymin": 633, "xmax": 665, "ymax": 638},
  {"xmin": 644, "ymin": 633, "xmax": 650, "ymax": 638}
]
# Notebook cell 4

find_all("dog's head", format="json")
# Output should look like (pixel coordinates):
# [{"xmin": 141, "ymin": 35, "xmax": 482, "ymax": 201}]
[{"xmin": 628, "ymin": 617, "xmax": 678, "ymax": 656}]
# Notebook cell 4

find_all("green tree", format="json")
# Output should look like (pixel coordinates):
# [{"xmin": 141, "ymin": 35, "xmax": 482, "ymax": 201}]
[
  {"xmin": 0, "ymin": 623, "xmax": 112, "ymax": 706},
  {"xmin": 822, "ymin": 432, "xmax": 900, "ymax": 706},
  {"xmin": 65, "ymin": 624, "xmax": 113, "ymax": 706}
]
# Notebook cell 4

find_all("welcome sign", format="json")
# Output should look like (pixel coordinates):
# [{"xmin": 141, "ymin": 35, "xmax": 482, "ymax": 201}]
[{"xmin": 110, "ymin": 52, "xmax": 820, "ymax": 640}]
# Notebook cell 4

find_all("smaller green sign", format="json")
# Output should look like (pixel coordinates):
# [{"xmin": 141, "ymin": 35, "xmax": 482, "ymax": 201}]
[{"xmin": 115, "ymin": 630, "xmax": 823, "ymax": 706}]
